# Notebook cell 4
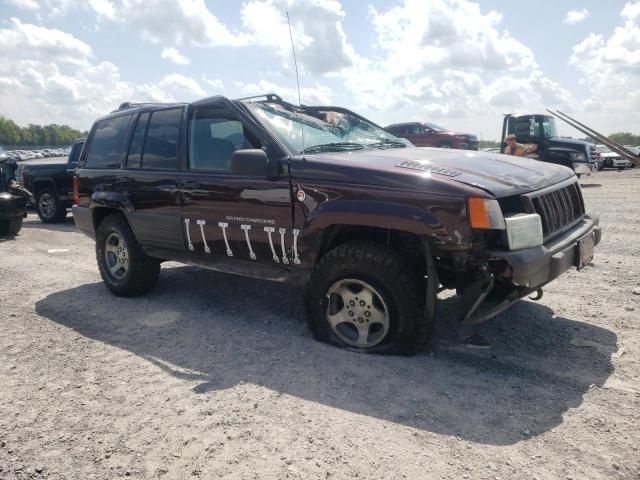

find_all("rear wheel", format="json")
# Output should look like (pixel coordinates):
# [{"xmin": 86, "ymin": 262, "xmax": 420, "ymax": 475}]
[
  {"xmin": 36, "ymin": 187, "xmax": 66, "ymax": 223},
  {"xmin": 304, "ymin": 242, "xmax": 429, "ymax": 355},
  {"xmin": 96, "ymin": 213, "xmax": 160, "ymax": 296}
]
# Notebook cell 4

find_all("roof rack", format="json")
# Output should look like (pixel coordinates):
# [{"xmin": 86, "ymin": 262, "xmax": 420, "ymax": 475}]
[
  {"xmin": 113, "ymin": 101, "xmax": 181, "ymax": 112},
  {"xmin": 234, "ymin": 93, "xmax": 283, "ymax": 103}
]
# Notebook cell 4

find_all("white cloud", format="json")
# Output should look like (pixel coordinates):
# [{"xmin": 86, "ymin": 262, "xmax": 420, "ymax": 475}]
[
  {"xmin": 0, "ymin": 17, "xmax": 92, "ymax": 64},
  {"xmin": 0, "ymin": 20, "xmax": 209, "ymax": 129},
  {"xmin": 4, "ymin": 0, "xmax": 40, "ymax": 9},
  {"xmin": 240, "ymin": 0, "xmax": 357, "ymax": 75},
  {"xmin": 201, "ymin": 76, "xmax": 224, "ymax": 91},
  {"xmin": 88, "ymin": 0, "xmax": 115, "ymax": 20},
  {"xmin": 564, "ymin": 9, "xmax": 590, "ymax": 25},
  {"xmin": 236, "ymin": 79, "xmax": 333, "ymax": 105},
  {"xmin": 337, "ymin": 0, "xmax": 553, "ymax": 125},
  {"xmin": 568, "ymin": 1, "xmax": 640, "ymax": 131},
  {"xmin": 161, "ymin": 47, "xmax": 190, "ymax": 65}
]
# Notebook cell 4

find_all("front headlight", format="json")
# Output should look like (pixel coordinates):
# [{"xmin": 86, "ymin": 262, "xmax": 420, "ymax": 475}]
[
  {"xmin": 468, "ymin": 197, "xmax": 505, "ymax": 230},
  {"xmin": 505, "ymin": 214, "xmax": 543, "ymax": 250},
  {"xmin": 570, "ymin": 152, "xmax": 586, "ymax": 162},
  {"xmin": 455, "ymin": 135, "xmax": 467, "ymax": 140}
]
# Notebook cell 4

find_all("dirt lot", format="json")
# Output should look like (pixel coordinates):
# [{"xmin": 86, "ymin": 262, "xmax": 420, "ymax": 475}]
[{"xmin": 1, "ymin": 169, "xmax": 639, "ymax": 480}]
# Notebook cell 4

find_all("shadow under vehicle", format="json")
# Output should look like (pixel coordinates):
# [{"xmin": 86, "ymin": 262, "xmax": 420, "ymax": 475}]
[{"xmin": 35, "ymin": 269, "xmax": 617, "ymax": 446}]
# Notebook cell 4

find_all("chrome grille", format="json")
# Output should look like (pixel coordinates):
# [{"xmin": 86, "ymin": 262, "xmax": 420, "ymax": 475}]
[{"xmin": 525, "ymin": 180, "xmax": 585, "ymax": 238}]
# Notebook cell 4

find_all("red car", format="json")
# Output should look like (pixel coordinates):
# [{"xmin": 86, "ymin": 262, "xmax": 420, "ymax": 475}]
[{"xmin": 385, "ymin": 122, "xmax": 479, "ymax": 150}]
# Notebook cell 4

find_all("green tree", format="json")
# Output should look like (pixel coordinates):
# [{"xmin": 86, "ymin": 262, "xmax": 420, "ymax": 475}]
[
  {"xmin": 609, "ymin": 132, "xmax": 640, "ymax": 146},
  {"xmin": 0, "ymin": 117, "xmax": 21, "ymax": 145},
  {"xmin": 0, "ymin": 116, "xmax": 86, "ymax": 147}
]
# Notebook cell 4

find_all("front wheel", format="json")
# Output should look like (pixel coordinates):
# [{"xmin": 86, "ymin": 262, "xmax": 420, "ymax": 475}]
[
  {"xmin": 36, "ymin": 187, "xmax": 66, "ymax": 223},
  {"xmin": 96, "ymin": 214, "xmax": 160, "ymax": 296},
  {"xmin": 304, "ymin": 242, "xmax": 429, "ymax": 355},
  {"xmin": 0, "ymin": 217, "xmax": 23, "ymax": 236}
]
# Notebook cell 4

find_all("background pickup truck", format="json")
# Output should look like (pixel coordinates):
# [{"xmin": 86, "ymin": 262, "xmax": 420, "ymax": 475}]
[{"xmin": 16, "ymin": 138, "xmax": 84, "ymax": 223}]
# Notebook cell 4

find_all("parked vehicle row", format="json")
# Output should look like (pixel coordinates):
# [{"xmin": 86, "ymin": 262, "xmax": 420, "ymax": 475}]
[
  {"xmin": 70, "ymin": 93, "xmax": 601, "ymax": 355},
  {"xmin": 595, "ymin": 144, "xmax": 635, "ymax": 170},
  {"xmin": 0, "ymin": 146, "xmax": 71, "ymax": 162}
]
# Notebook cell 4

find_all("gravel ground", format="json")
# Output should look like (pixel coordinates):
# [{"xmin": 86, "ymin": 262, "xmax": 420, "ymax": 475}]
[{"xmin": 1, "ymin": 169, "xmax": 639, "ymax": 480}]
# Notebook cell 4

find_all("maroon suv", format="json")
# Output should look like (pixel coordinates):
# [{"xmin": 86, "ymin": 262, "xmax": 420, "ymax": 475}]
[{"xmin": 385, "ymin": 122, "xmax": 479, "ymax": 150}]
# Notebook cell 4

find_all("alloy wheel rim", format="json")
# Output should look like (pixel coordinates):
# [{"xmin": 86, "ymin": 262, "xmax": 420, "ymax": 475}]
[
  {"xmin": 39, "ymin": 194, "xmax": 55, "ymax": 218},
  {"xmin": 104, "ymin": 232, "xmax": 129, "ymax": 280},
  {"xmin": 325, "ymin": 279, "xmax": 390, "ymax": 348}
]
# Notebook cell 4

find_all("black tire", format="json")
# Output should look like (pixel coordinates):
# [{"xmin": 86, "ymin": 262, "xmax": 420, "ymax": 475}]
[
  {"xmin": 96, "ymin": 213, "xmax": 160, "ymax": 296},
  {"xmin": 304, "ymin": 242, "xmax": 428, "ymax": 355},
  {"xmin": 0, "ymin": 217, "xmax": 23, "ymax": 236},
  {"xmin": 35, "ymin": 187, "xmax": 66, "ymax": 223},
  {"xmin": 440, "ymin": 142, "xmax": 452, "ymax": 149}
]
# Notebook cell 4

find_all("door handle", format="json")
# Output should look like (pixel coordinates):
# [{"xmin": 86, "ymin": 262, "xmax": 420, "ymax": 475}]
[{"xmin": 117, "ymin": 176, "xmax": 135, "ymax": 184}]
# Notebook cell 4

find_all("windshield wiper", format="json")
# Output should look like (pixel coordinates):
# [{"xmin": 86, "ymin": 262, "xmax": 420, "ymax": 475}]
[
  {"xmin": 302, "ymin": 142, "xmax": 366, "ymax": 154},
  {"xmin": 367, "ymin": 140, "xmax": 409, "ymax": 149}
]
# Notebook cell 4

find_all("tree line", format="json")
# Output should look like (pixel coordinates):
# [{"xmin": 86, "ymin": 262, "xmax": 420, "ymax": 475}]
[{"xmin": 0, "ymin": 116, "xmax": 87, "ymax": 147}]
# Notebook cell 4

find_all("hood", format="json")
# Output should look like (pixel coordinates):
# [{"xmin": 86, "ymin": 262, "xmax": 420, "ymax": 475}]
[
  {"xmin": 546, "ymin": 137, "xmax": 590, "ymax": 152},
  {"xmin": 294, "ymin": 147, "xmax": 574, "ymax": 197}
]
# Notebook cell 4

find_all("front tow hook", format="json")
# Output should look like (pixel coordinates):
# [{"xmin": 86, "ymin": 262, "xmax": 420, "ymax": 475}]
[{"xmin": 528, "ymin": 288, "xmax": 543, "ymax": 301}]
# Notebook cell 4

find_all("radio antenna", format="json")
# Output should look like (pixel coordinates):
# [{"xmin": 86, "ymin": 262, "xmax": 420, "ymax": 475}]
[{"xmin": 286, "ymin": 11, "xmax": 305, "ymax": 155}]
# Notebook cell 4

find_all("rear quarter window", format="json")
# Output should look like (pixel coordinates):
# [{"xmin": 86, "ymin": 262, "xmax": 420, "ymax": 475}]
[{"xmin": 84, "ymin": 114, "xmax": 133, "ymax": 168}]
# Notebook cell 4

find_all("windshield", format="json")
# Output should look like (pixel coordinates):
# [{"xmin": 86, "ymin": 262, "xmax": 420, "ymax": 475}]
[
  {"xmin": 424, "ymin": 122, "xmax": 446, "ymax": 132},
  {"xmin": 247, "ymin": 101, "xmax": 410, "ymax": 154},
  {"xmin": 541, "ymin": 116, "xmax": 558, "ymax": 139}
]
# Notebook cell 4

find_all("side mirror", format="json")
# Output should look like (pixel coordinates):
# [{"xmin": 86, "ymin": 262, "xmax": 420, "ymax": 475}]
[{"xmin": 230, "ymin": 149, "xmax": 270, "ymax": 177}]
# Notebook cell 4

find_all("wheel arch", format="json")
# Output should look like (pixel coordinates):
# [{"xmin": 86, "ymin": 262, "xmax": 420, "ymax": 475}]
[
  {"xmin": 315, "ymin": 224, "xmax": 429, "ymax": 276},
  {"xmin": 32, "ymin": 178, "xmax": 57, "ymax": 196}
]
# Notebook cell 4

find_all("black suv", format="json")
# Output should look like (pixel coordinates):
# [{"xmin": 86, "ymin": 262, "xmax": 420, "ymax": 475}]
[{"xmin": 73, "ymin": 94, "xmax": 600, "ymax": 354}]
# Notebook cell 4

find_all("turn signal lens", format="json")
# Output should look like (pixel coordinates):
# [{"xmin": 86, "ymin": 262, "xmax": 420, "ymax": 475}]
[{"xmin": 468, "ymin": 197, "xmax": 505, "ymax": 230}]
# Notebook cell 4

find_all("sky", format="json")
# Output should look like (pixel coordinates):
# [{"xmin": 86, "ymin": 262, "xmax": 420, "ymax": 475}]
[{"xmin": 0, "ymin": 0, "xmax": 638, "ymax": 140}]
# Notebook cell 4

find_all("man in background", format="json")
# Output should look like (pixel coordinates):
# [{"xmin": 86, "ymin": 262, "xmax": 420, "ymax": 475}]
[{"xmin": 504, "ymin": 134, "xmax": 538, "ymax": 157}]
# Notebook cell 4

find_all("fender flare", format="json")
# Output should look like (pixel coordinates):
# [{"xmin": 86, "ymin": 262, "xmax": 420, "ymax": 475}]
[{"xmin": 297, "ymin": 198, "xmax": 471, "ymax": 265}]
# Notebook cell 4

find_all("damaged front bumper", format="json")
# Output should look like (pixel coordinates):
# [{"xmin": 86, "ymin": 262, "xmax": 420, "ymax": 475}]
[{"xmin": 461, "ymin": 214, "xmax": 601, "ymax": 324}]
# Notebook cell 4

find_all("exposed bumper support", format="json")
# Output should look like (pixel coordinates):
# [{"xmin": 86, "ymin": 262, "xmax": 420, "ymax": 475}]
[{"xmin": 460, "ymin": 213, "xmax": 601, "ymax": 325}]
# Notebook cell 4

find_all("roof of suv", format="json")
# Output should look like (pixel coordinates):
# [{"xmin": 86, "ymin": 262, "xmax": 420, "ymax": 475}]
[{"xmin": 385, "ymin": 122, "xmax": 423, "ymax": 128}]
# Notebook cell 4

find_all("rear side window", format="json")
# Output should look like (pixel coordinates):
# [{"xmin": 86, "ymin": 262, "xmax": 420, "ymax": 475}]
[
  {"xmin": 85, "ymin": 114, "xmax": 133, "ymax": 168},
  {"xmin": 126, "ymin": 112, "xmax": 150, "ymax": 168},
  {"xmin": 141, "ymin": 108, "xmax": 182, "ymax": 170},
  {"xmin": 67, "ymin": 142, "xmax": 84, "ymax": 168}
]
